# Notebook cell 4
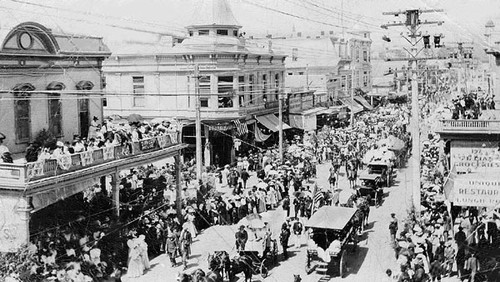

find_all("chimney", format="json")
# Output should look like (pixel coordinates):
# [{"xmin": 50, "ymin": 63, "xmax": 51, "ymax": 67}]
[{"xmin": 268, "ymin": 40, "xmax": 273, "ymax": 53}]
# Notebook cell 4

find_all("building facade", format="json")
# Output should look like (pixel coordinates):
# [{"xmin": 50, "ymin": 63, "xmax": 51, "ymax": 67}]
[
  {"xmin": 0, "ymin": 22, "xmax": 110, "ymax": 155},
  {"xmin": 252, "ymin": 30, "xmax": 372, "ymax": 130},
  {"xmin": 0, "ymin": 22, "xmax": 186, "ymax": 252},
  {"xmin": 103, "ymin": 0, "xmax": 287, "ymax": 165}
]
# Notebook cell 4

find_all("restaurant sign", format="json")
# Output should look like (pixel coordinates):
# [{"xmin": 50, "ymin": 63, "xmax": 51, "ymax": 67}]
[{"xmin": 452, "ymin": 178, "xmax": 500, "ymax": 207}]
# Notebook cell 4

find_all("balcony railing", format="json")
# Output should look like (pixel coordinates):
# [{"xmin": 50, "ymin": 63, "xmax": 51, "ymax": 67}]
[
  {"xmin": 438, "ymin": 119, "xmax": 500, "ymax": 134},
  {"xmin": 0, "ymin": 132, "xmax": 179, "ymax": 185}
]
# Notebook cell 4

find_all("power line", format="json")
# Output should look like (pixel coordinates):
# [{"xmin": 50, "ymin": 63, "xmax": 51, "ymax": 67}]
[{"xmin": 241, "ymin": 0, "xmax": 347, "ymax": 29}]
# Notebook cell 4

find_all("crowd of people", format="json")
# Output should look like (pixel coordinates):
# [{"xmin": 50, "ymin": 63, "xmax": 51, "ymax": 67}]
[
  {"xmin": 386, "ymin": 81, "xmax": 500, "ymax": 281},
  {"xmin": 23, "ymin": 117, "xmax": 178, "ymax": 163}
]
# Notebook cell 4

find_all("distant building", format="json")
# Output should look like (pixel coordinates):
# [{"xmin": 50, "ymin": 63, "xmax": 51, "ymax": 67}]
[
  {"xmin": 254, "ymin": 30, "xmax": 373, "ymax": 130},
  {"xmin": 104, "ymin": 0, "xmax": 288, "ymax": 165}
]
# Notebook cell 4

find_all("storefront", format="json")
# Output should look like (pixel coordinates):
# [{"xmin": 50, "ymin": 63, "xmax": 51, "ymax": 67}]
[{"xmin": 444, "ymin": 140, "xmax": 500, "ymax": 208}]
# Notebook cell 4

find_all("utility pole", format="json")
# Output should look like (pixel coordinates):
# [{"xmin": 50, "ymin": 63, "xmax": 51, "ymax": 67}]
[
  {"xmin": 382, "ymin": 9, "xmax": 444, "ymax": 215},
  {"xmin": 350, "ymin": 67, "xmax": 355, "ymax": 127},
  {"xmin": 194, "ymin": 64, "xmax": 202, "ymax": 180},
  {"xmin": 278, "ymin": 91, "xmax": 284, "ymax": 163}
]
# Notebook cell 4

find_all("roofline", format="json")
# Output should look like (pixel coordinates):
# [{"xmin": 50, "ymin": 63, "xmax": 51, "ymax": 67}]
[
  {"xmin": 0, "ymin": 51, "xmax": 111, "ymax": 59},
  {"xmin": 110, "ymin": 52, "xmax": 286, "ymax": 58},
  {"xmin": 186, "ymin": 24, "xmax": 243, "ymax": 29}
]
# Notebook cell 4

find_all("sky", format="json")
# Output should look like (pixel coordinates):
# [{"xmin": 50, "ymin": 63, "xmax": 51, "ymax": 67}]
[{"xmin": 0, "ymin": 0, "xmax": 498, "ymax": 52}]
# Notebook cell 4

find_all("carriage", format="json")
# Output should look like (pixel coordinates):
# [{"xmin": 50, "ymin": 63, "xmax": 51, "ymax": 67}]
[
  {"xmin": 304, "ymin": 206, "xmax": 359, "ymax": 278},
  {"xmin": 359, "ymin": 161, "xmax": 393, "ymax": 187},
  {"xmin": 238, "ymin": 243, "xmax": 278, "ymax": 279},
  {"xmin": 357, "ymin": 174, "xmax": 384, "ymax": 206}
]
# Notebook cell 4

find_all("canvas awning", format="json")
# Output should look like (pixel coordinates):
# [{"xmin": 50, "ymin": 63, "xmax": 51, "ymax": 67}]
[
  {"xmin": 354, "ymin": 95, "xmax": 374, "ymax": 110},
  {"xmin": 289, "ymin": 107, "xmax": 326, "ymax": 131},
  {"xmin": 339, "ymin": 98, "xmax": 363, "ymax": 114},
  {"xmin": 255, "ymin": 114, "xmax": 291, "ymax": 132},
  {"xmin": 305, "ymin": 206, "xmax": 358, "ymax": 230}
]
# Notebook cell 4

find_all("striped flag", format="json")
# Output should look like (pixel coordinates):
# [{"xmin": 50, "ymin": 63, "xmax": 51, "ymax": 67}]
[
  {"xmin": 313, "ymin": 191, "xmax": 324, "ymax": 203},
  {"xmin": 233, "ymin": 119, "xmax": 248, "ymax": 136}
]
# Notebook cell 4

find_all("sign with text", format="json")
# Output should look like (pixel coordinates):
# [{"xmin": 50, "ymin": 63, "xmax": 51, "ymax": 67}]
[
  {"xmin": 139, "ymin": 138, "xmax": 157, "ymax": 151},
  {"xmin": 452, "ymin": 177, "xmax": 500, "ymax": 207},
  {"xmin": 451, "ymin": 141, "xmax": 500, "ymax": 173}
]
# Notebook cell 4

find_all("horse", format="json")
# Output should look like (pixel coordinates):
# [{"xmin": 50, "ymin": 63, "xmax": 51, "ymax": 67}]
[
  {"xmin": 230, "ymin": 255, "xmax": 253, "ymax": 282},
  {"xmin": 294, "ymin": 274, "xmax": 302, "ymax": 282},
  {"xmin": 207, "ymin": 251, "xmax": 230, "ymax": 280},
  {"xmin": 176, "ymin": 269, "xmax": 221, "ymax": 282},
  {"xmin": 346, "ymin": 160, "xmax": 358, "ymax": 189}
]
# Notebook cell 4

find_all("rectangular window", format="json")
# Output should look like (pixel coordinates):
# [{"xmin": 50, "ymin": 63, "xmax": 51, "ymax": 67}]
[
  {"xmin": 48, "ymin": 94, "xmax": 63, "ymax": 137},
  {"xmin": 233, "ymin": 30, "xmax": 238, "ymax": 36},
  {"xmin": 14, "ymin": 94, "xmax": 30, "ymax": 143},
  {"xmin": 363, "ymin": 50, "xmax": 368, "ymax": 62},
  {"xmin": 218, "ymin": 76, "xmax": 234, "ymax": 108},
  {"xmin": 274, "ymin": 73, "xmax": 280, "ymax": 99},
  {"xmin": 189, "ymin": 31, "xmax": 193, "ymax": 36},
  {"xmin": 292, "ymin": 48, "xmax": 298, "ymax": 61},
  {"xmin": 262, "ymin": 74, "xmax": 267, "ymax": 95},
  {"xmin": 239, "ymin": 76, "xmax": 245, "ymax": 107},
  {"xmin": 248, "ymin": 75, "xmax": 254, "ymax": 105},
  {"xmin": 132, "ymin": 76, "xmax": 145, "ymax": 107},
  {"xmin": 217, "ymin": 29, "xmax": 228, "ymax": 36},
  {"xmin": 298, "ymin": 72, "xmax": 304, "ymax": 75},
  {"xmin": 199, "ymin": 30, "xmax": 209, "ymax": 35},
  {"xmin": 78, "ymin": 96, "xmax": 89, "ymax": 138},
  {"xmin": 341, "ymin": 76, "xmax": 346, "ymax": 88},
  {"xmin": 200, "ymin": 98, "xmax": 209, "ymax": 107},
  {"xmin": 287, "ymin": 72, "xmax": 293, "ymax": 76},
  {"xmin": 218, "ymin": 76, "xmax": 234, "ymax": 94},
  {"xmin": 199, "ymin": 76, "xmax": 211, "ymax": 95}
]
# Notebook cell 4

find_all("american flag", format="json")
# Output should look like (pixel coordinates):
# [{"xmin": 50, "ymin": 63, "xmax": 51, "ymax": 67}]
[
  {"xmin": 233, "ymin": 119, "xmax": 248, "ymax": 136},
  {"xmin": 313, "ymin": 190, "xmax": 324, "ymax": 203}
]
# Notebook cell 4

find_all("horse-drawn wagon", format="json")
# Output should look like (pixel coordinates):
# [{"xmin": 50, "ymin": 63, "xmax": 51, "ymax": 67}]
[{"xmin": 304, "ymin": 206, "xmax": 359, "ymax": 278}]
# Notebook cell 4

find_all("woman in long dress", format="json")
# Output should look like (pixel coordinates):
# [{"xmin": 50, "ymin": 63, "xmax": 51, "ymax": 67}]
[
  {"xmin": 184, "ymin": 209, "xmax": 198, "ymax": 238},
  {"xmin": 137, "ymin": 235, "xmax": 150, "ymax": 270},
  {"xmin": 127, "ymin": 233, "xmax": 144, "ymax": 278}
]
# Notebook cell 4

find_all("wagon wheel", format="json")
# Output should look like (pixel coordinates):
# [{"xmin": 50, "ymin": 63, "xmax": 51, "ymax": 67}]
[
  {"xmin": 260, "ymin": 260, "xmax": 269, "ymax": 278},
  {"xmin": 339, "ymin": 250, "xmax": 347, "ymax": 278}
]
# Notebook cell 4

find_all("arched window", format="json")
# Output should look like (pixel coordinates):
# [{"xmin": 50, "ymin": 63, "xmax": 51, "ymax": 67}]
[
  {"xmin": 47, "ymin": 81, "xmax": 65, "ymax": 137},
  {"xmin": 12, "ymin": 83, "xmax": 35, "ymax": 143}
]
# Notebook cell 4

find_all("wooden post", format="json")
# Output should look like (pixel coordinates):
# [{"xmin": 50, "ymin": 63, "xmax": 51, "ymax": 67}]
[
  {"xmin": 175, "ymin": 152, "xmax": 183, "ymax": 224},
  {"xmin": 112, "ymin": 170, "xmax": 120, "ymax": 218}
]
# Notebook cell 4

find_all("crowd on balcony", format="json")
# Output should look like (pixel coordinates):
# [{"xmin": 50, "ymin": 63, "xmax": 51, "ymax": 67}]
[
  {"xmin": 450, "ymin": 90, "xmax": 496, "ymax": 120},
  {"xmin": 23, "ymin": 117, "xmax": 178, "ymax": 164}
]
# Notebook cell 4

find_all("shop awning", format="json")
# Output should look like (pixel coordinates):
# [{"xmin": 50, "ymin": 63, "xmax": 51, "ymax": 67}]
[
  {"xmin": 300, "ymin": 107, "xmax": 327, "ymax": 116},
  {"xmin": 339, "ymin": 98, "xmax": 363, "ymax": 114},
  {"xmin": 255, "ymin": 114, "xmax": 291, "ymax": 132},
  {"xmin": 289, "ymin": 107, "xmax": 327, "ymax": 131},
  {"xmin": 354, "ymin": 96, "xmax": 374, "ymax": 110}
]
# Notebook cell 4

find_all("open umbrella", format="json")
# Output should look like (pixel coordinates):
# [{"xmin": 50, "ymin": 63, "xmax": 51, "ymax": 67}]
[
  {"xmin": 107, "ymin": 114, "xmax": 123, "ymax": 120},
  {"xmin": 238, "ymin": 214, "xmax": 266, "ymax": 229},
  {"xmin": 127, "ymin": 113, "xmax": 143, "ymax": 124}
]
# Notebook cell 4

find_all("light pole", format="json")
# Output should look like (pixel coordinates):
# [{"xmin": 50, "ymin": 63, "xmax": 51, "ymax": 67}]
[
  {"xmin": 350, "ymin": 66, "xmax": 355, "ymax": 127},
  {"xmin": 278, "ymin": 90, "xmax": 284, "ymax": 163},
  {"xmin": 194, "ymin": 64, "xmax": 202, "ymax": 180}
]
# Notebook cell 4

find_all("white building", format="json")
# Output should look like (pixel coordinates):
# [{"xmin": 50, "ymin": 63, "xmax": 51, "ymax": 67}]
[{"xmin": 103, "ymin": 0, "xmax": 289, "ymax": 165}]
